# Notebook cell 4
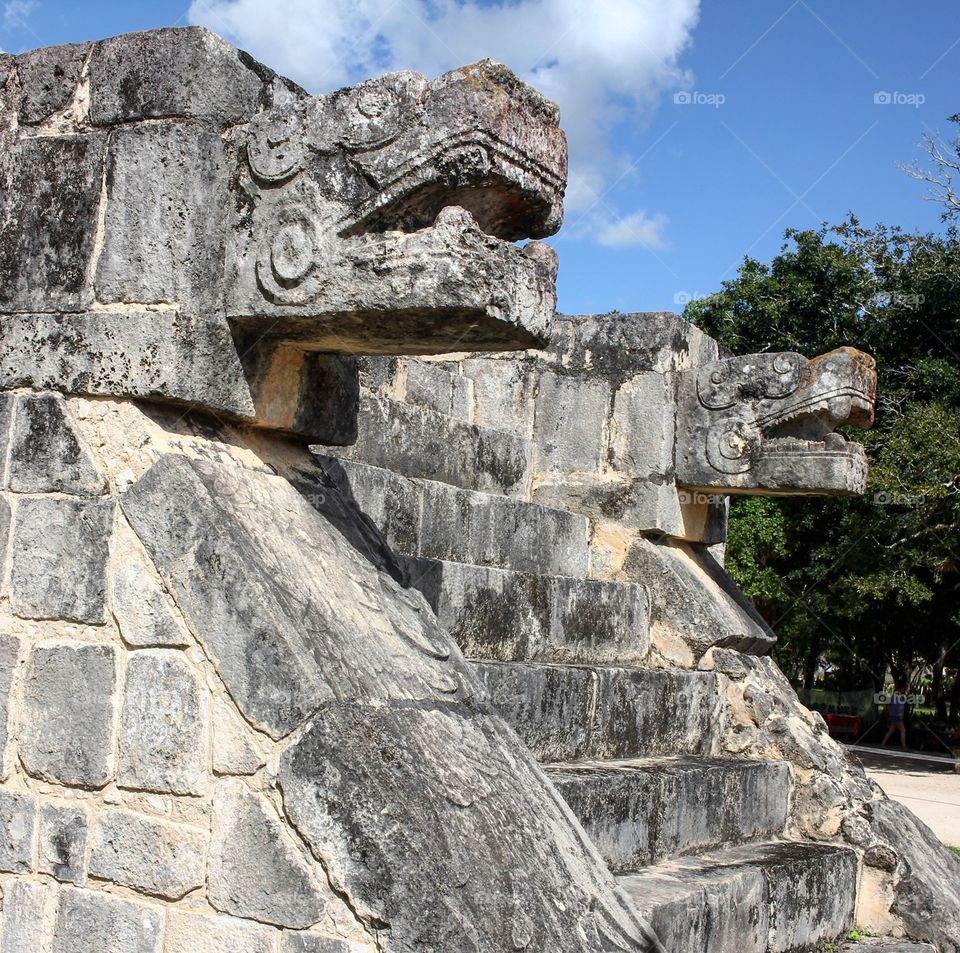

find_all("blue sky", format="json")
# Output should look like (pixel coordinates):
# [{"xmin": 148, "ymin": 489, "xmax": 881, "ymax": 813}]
[{"xmin": 2, "ymin": 0, "xmax": 958, "ymax": 315}]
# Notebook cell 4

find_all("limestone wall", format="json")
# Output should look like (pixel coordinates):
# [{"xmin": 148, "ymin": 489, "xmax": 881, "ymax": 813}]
[
  {"xmin": 0, "ymin": 392, "xmax": 378, "ymax": 951},
  {"xmin": 326, "ymin": 313, "xmax": 773, "ymax": 661},
  {"xmin": 0, "ymin": 390, "xmax": 656, "ymax": 952}
]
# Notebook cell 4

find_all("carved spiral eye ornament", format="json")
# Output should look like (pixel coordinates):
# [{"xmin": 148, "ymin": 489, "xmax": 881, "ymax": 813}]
[
  {"xmin": 697, "ymin": 362, "xmax": 738, "ymax": 410},
  {"xmin": 247, "ymin": 110, "xmax": 307, "ymax": 184},
  {"xmin": 706, "ymin": 418, "xmax": 761, "ymax": 474},
  {"xmin": 766, "ymin": 352, "xmax": 805, "ymax": 398},
  {"xmin": 255, "ymin": 211, "xmax": 322, "ymax": 305}
]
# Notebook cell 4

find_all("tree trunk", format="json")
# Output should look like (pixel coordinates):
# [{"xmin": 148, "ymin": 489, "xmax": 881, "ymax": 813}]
[
  {"xmin": 803, "ymin": 634, "xmax": 821, "ymax": 691},
  {"xmin": 932, "ymin": 657, "xmax": 947, "ymax": 720},
  {"xmin": 949, "ymin": 668, "xmax": 960, "ymax": 726}
]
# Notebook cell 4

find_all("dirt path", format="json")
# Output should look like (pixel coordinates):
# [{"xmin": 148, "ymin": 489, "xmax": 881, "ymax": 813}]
[{"xmin": 849, "ymin": 747, "xmax": 960, "ymax": 848}]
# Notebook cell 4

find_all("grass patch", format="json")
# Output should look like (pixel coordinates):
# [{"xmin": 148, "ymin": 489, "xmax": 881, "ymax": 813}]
[{"xmin": 846, "ymin": 929, "xmax": 880, "ymax": 941}]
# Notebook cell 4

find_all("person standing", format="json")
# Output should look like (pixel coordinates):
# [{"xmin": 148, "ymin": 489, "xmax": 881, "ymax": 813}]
[{"xmin": 882, "ymin": 686, "xmax": 908, "ymax": 750}]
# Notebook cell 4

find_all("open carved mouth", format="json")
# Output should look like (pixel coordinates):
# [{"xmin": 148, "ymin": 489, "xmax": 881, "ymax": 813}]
[
  {"xmin": 762, "ymin": 388, "xmax": 876, "ymax": 457},
  {"xmin": 340, "ymin": 135, "xmax": 564, "ymax": 242},
  {"xmin": 676, "ymin": 348, "xmax": 878, "ymax": 497},
  {"xmin": 227, "ymin": 60, "xmax": 567, "ymax": 355}
]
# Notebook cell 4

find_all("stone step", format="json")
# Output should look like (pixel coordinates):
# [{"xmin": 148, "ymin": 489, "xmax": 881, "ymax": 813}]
[
  {"xmin": 312, "ymin": 455, "xmax": 590, "ymax": 578},
  {"xmin": 619, "ymin": 841, "xmax": 857, "ymax": 953},
  {"xmin": 357, "ymin": 356, "xmax": 474, "ymax": 423},
  {"xmin": 547, "ymin": 756, "xmax": 790, "ymax": 871},
  {"xmin": 474, "ymin": 661, "xmax": 724, "ymax": 762},
  {"xmin": 838, "ymin": 943, "xmax": 936, "ymax": 952},
  {"xmin": 315, "ymin": 393, "xmax": 531, "ymax": 497},
  {"xmin": 413, "ymin": 559, "xmax": 650, "ymax": 666}
]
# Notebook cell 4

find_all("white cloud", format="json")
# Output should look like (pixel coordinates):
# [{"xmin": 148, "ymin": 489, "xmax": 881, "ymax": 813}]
[
  {"xmin": 3, "ymin": 0, "xmax": 36, "ymax": 28},
  {"xmin": 189, "ymin": 0, "xmax": 698, "ymax": 235},
  {"xmin": 596, "ymin": 209, "xmax": 669, "ymax": 249}
]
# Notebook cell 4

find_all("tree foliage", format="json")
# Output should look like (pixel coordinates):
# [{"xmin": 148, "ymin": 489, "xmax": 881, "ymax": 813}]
[{"xmin": 685, "ymin": 219, "xmax": 960, "ymax": 713}]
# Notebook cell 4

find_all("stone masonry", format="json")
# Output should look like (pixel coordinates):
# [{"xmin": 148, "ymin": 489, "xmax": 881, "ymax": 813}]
[{"xmin": 1, "ymin": 24, "xmax": 957, "ymax": 953}]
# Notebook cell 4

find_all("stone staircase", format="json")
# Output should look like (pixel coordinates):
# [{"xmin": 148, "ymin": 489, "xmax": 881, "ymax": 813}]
[{"xmin": 311, "ymin": 356, "xmax": 867, "ymax": 952}]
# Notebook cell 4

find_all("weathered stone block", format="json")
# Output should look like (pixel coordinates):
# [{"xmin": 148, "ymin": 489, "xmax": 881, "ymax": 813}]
[
  {"xmin": 281, "ymin": 934, "xmax": 368, "ymax": 953},
  {"xmin": 531, "ymin": 370, "xmax": 612, "ymax": 475},
  {"xmin": 764, "ymin": 842, "xmax": 857, "ymax": 952},
  {"xmin": 325, "ymin": 394, "xmax": 530, "ymax": 497},
  {"xmin": 95, "ymin": 121, "xmax": 227, "ymax": 311},
  {"xmin": 10, "ymin": 496, "xmax": 114, "ymax": 623},
  {"xmin": 8, "ymin": 393, "xmax": 107, "ymax": 495},
  {"xmin": 473, "ymin": 661, "xmax": 596, "ymax": 763},
  {"xmin": 0, "ymin": 392, "xmax": 14, "ymax": 484},
  {"xmin": 395, "ymin": 359, "xmax": 473, "ymax": 421},
  {"xmin": 112, "ymin": 562, "xmax": 190, "ymax": 648},
  {"xmin": 0, "ymin": 311, "xmax": 256, "ymax": 420},
  {"xmin": 89, "ymin": 808, "xmax": 206, "ymax": 900},
  {"xmin": 422, "ymin": 560, "xmax": 649, "ymax": 665},
  {"xmin": 546, "ymin": 311, "xmax": 720, "ymax": 378},
  {"xmin": 624, "ymin": 536, "xmax": 775, "ymax": 656},
  {"xmin": 16, "ymin": 42, "xmax": 89, "ymax": 124},
  {"xmin": 621, "ymin": 849, "xmax": 769, "ymax": 953},
  {"xmin": 0, "ymin": 789, "xmax": 37, "ymax": 873},
  {"xmin": 591, "ymin": 666, "xmax": 724, "ymax": 759},
  {"xmin": 89, "ymin": 27, "xmax": 269, "ymax": 125},
  {"xmin": 118, "ymin": 650, "xmax": 208, "ymax": 795},
  {"xmin": 163, "ymin": 909, "xmax": 278, "ymax": 953},
  {"xmin": 418, "ymin": 480, "xmax": 590, "ymax": 576},
  {"xmin": 0, "ymin": 633, "xmax": 20, "ymax": 778},
  {"xmin": 52, "ymin": 887, "xmax": 163, "ymax": 953},
  {"xmin": 212, "ymin": 698, "xmax": 265, "ymax": 777},
  {"xmin": 122, "ymin": 455, "xmax": 476, "ymax": 739},
  {"xmin": 20, "ymin": 642, "xmax": 118, "ymax": 787},
  {"xmin": 403, "ymin": 358, "xmax": 460, "ymax": 416},
  {"xmin": 38, "ymin": 801, "xmax": 89, "ymax": 884},
  {"xmin": 460, "ymin": 357, "xmax": 533, "ymax": 436},
  {"xmin": 0, "ymin": 878, "xmax": 58, "ymax": 953},
  {"xmin": 549, "ymin": 757, "xmax": 790, "ymax": 871},
  {"xmin": 0, "ymin": 134, "xmax": 105, "ymax": 311},
  {"xmin": 209, "ymin": 779, "xmax": 329, "ymax": 929},
  {"xmin": 609, "ymin": 371, "xmax": 674, "ymax": 477},
  {"xmin": 476, "ymin": 662, "xmax": 725, "ymax": 762}
]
